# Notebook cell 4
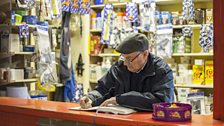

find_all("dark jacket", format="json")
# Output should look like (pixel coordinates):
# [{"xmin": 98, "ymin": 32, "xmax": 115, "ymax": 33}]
[{"xmin": 87, "ymin": 53, "xmax": 174, "ymax": 111}]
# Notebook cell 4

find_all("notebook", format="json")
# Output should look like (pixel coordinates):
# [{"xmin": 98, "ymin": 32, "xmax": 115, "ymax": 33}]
[{"xmin": 70, "ymin": 105, "xmax": 137, "ymax": 115}]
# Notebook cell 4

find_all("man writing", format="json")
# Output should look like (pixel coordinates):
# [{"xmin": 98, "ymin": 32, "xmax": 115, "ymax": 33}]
[{"xmin": 80, "ymin": 33, "xmax": 174, "ymax": 111}]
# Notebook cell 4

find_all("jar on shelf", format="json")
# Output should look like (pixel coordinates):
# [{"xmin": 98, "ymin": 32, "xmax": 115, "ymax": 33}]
[
  {"xmin": 96, "ymin": 13, "xmax": 102, "ymax": 30},
  {"xmin": 91, "ymin": 13, "xmax": 97, "ymax": 30}
]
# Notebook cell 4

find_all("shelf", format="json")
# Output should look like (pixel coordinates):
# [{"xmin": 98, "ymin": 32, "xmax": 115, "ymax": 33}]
[
  {"xmin": 0, "ymin": 79, "xmax": 38, "ymax": 86},
  {"xmin": 173, "ymin": 24, "xmax": 201, "ymax": 29},
  {"xmin": 172, "ymin": 53, "xmax": 213, "ymax": 57},
  {"xmin": 90, "ymin": 80, "xmax": 98, "ymax": 83},
  {"xmin": 90, "ymin": 29, "xmax": 102, "ymax": 33},
  {"xmin": 175, "ymin": 84, "xmax": 213, "ymax": 88},
  {"xmin": 90, "ymin": 0, "xmax": 211, "ymax": 9},
  {"xmin": 90, "ymin": 53, "xmax": 120, "ymax": 57},
  {"xmin": 91, "ymin": 3, "xmax": 126, "ymax": 9},
  {"xmin": 0, "ymin": 52, "xmax": 34, "ymax": 57}
]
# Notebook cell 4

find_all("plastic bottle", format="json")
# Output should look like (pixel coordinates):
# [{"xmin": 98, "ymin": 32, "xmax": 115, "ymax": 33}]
[
  {"xmin": 91, "ymin": 13, "xmax": 97, "ymax": 30},
  {"xmin": 96, "ymin": 13, "xmax": 102, "ymax": 30},
  {"xmin": 117, "ymin": 11, "xmax": 123, "ymax": 29}
]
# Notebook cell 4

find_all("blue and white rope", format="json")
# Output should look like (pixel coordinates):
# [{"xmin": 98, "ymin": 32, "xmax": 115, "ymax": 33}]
[
  {"xmin": 70, "ymin": 0, "xmax": 80, "ymax": 13},
  {"xmin": 79, "ymin": 0, "xmax": 91, "ymax": 14},
  {"xmin": 182, "ymin": 0, "xmax": 194, "ymax": 21},
  {"xmin": 19, "ymin": 24, "xmax": 29, "ymax": 38},
  {"xmin": 100, "ymin": 4, "xmax": 114, "ymax": 44},
  {"xmin": 126, "ymin": 2, "xmax": 138, "ymax": 23},
  {"xmin": 199, "ymin": 24, "xmax": 213, "ymax": 51},
  {"xmin": 182, "ymin": 26, "xmax": 192, "ymax": 37}
]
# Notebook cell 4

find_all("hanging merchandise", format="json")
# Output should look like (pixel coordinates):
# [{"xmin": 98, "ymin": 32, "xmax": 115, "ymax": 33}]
[
  {"xmin": 79, "ymin": 0, "xmax": 91, "ymax": 14},
  {"xmin": 61, "ymin": 0, "xmax": 70, "ymax": 12},
  {"xmin": 61, "ymin": 0, "xmax": 90, "ymax": 14},
  {"xmin": 70, "ymin": 0, "xmax": 80, "ymax": 13},
  {"xmin": 199, "ymin": 24, "xmax": 213, "ymax": 52},
  {"xmin": 182, "ymin": 26, "xmax": 192, "ymax": 53},
  {"xmin": 18, "ymin": 24, "xmax": 29, "ymax": 39},
  {"xmin": 59, "ymin": 12, "xmax": 72, "ymax": 82},
  {"xmin": 76, "ymin": 53, "xmax": 84, "ymax": 76},
  {"xmin": 38, "ymin": 0, "xmax": 53, "ymax": 21},
  {"xmin": 139, "ymin": 0, "xmax": 156, "ymax": 32},
  {"xmin": 64, "ymin": 64, "xmax": 76, "ymax": 102},
  {"xmin": 155, "ymin": 25, "xmax": 173, "ymax": 59},
  {"xmin": 100, "ymin": 4, "xmax": 114, "ymax": 44},
  {"xmin": 51, "ymin": 0, "xmax": 62, "ymax": 18},
  {"xmin": 74, "ymin": 84, "xmax": 83, "ymax": 102},
  {"xmin": 182, "ymin": 0, "xmax": 194, "ymax": 24},
  {"xmin": 16, "ymin": 0, "xmax": 36, "ymax": 9},
  {"xmin": 110, "ymin": 27, "xmax": 120, "ymax": 48},
  {"xmin": 36, "ymin": 23, "xmax": 58, "ymax": 92},
  {"xmin": 126, "ymin": 2, "xmax": 138, "ymax": 23}
]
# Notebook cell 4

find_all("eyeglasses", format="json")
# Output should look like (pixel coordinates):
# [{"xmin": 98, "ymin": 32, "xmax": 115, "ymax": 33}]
[{"xmin": 120, "ymin": 52, "xmax": 142, "ymax": 65}]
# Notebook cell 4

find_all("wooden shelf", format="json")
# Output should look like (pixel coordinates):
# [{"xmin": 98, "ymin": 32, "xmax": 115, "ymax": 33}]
[
  {"xmin": 173, "ymin": 24, "xmax": 201, "ymax": 29},
  {"xmin": 0, "ymin": 79, "xmax": 38, "ymax": 86},
  {"xmin": 90, "ymin": 0, "xmax": 211, "ymax": 9},
  {"xmin": 172, "ymin": 53, "xmax": 213, "ymax": 57},
  {"xmin": 91, "ymin": 3, "xmax": 126, "ymax": 9},
  {"xmin": 0, "ymin": 52, "xmax": 34, "ymax": 58},
  {"xmin": 90, "ymin": 53, "xmax": 120, "ymax": 57},
  {"xmin": 90, "ymin": 80, "xmax": 98, "ymax": 83},
  {"xmin": 90, "ymin": 29, "xmax": 102, "ymax": 33},
  {"xmin": 175, "ymin": 84, "xmax": 213, "ymax": 88}
]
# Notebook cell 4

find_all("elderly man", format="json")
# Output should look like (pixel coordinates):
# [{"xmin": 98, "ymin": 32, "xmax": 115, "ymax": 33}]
[{"xmin": 80, "ymin": 33, "xmax": 174, "ymax": 111}]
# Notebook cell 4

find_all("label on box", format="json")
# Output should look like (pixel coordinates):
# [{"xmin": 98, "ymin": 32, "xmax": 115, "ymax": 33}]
[
  {"xmin": 192, "ymin": 65, "xmax": 204, "ymax": 85},
  {"xmin": 205, "ymin": 61, "xmax": 213, "ymax": 85}
]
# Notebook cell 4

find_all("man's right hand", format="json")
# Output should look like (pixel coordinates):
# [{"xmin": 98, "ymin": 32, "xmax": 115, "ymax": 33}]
[{"xmin": 80, "ymin": 96, "xmax": 92, "ymax": 109}]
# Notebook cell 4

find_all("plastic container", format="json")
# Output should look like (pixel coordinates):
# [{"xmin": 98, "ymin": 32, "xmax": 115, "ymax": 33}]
[
  {"xmin": 15, "ymin": 14, "xmax": 22, "ymax": 25},
  {"xmin": 91, "ymin": 13, "xmax": 97, "ymax": 30},
  {"xmin": 23, "ymin": 45, "xmax": 35, "ymax": 52},
  {"xmin": 95, "ymin": 0, "xmax": 104, "ymax": 5},
  {"xmin": 117, "ymin": 12, "xmax": 123, "ymax": 29},
  {"xmin": 152, "ymin": 102, "xmax": 192, "ymax": 122},
  {"xmin": 96, "ymin": 13, "xmax": 102, "ymax": 30},
  {"xmin": 22, "ymin": 15, "xmax": 37, "ymax": 25}
]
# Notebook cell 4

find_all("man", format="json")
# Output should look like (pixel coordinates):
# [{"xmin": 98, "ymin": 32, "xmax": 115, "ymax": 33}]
[{"xmin": 80, "ymin": 33, "xmax": 174, "ymax": 111}]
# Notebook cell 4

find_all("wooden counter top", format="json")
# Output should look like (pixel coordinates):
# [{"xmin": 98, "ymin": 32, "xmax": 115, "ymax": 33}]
[{"xmin": 0, "ymin": 97, "xmax": 223, "ymax": 126}]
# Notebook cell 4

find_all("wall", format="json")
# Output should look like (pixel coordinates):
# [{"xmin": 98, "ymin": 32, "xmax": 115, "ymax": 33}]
[{"xmin": 71, "ymin": 14, "xmax": 90, "ymax": 94}]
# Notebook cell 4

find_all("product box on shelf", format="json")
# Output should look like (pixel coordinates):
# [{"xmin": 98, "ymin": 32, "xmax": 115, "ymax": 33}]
[
  {"xmin": 192, "ymin": 59, "xmax": 204, "ymax": 85},
  {"xmin": 205, "ymin": 61, "xmax": 213, "ymax": 85},
  {"xmin": 192, "ymin": 65, "xmax": 204, "ymax": 85}
]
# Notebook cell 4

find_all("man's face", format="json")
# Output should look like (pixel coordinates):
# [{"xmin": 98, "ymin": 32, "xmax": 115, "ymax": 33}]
[{"xmin": 120, "ymin": 51, "xmax": 147, "ymax": 73}]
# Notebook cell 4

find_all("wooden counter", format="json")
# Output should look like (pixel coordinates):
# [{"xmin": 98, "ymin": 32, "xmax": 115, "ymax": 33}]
[{"xmin": 0, "ymin": 97, "xmax": 223, "ymax": 126}]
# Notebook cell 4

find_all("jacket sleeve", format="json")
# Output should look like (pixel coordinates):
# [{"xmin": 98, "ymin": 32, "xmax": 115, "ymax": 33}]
[
  {"xmin": 116, "ymin": 70, "xmax": 174, "ymax": 112},
  {"xmin": 87, "ymin": 66, "xmax": 117, "ymax": 107}
]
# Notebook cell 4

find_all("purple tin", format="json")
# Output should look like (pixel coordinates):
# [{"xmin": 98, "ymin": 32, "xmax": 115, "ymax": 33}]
[{"xmin": 152, "ymin": 102, "xmax": 192, "ymax": 122}]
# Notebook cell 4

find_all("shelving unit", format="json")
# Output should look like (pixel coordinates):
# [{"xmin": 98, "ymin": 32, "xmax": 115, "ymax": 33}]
[
  {"xmin": 172, "ymin": 53, "xmax": 213, "ymax": 57},
  {"xmin": 175, "ymin": 84, "xmax": 213, "ymax": 88},
  {"xmin": 0, "ymin": 0, "xmax": 38, "ymax": 96},
  {"xmin": 90, "ymin": 53, "xmax": 120, "ymax": 57}
]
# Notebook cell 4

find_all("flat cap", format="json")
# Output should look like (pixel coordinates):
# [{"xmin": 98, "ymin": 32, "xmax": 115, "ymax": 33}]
[{"xmin": 116, "ymin": 33, "xmax": 149, "ymax": 54}]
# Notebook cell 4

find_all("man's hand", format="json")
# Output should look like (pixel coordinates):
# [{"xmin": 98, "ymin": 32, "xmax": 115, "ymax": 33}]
[
  {"xmin": 80, "ymin": 96, "xmax": 92, "ymax": 109},
  {"xmin": 100, "ymin": 97, "xmax": 117, "ymax": 106}
]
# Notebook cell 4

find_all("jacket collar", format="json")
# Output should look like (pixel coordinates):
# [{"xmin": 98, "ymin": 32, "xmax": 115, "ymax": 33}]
[{"xmin": 140, "ymin": 53, "xmax": 156, "ymax": 76}]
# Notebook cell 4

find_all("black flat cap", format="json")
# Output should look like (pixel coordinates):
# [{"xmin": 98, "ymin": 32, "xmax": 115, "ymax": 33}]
[{"xmin": 116, "ymin": 33, "xmax": 149, "ymax": 54}]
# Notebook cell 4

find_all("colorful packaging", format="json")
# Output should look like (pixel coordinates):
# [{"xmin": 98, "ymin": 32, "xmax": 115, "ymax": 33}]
[
  {"xmin": 71, "ymin": 0, "xmax": 80, "ymax": 13},
  {"xmin": 199, "ymin": 24, "xmax": 213, "ymax": 52},
  {"xmin": 205, "ymin": 61, "xmax": 213, "ymax": 85},
  {"xmin": 192, "ymin": 65, "xmax": 204, "ymax": 85},
  {"xmin": 126, "ymin": 2, "xmax": 138, "ymax": 23},
  {"xmin": 79, "ymin": 0, "xmax": 91, "ymax": 14},
  {"xmin": 100, "ymin": 4, "xmax": 114, "ymax": 44}
]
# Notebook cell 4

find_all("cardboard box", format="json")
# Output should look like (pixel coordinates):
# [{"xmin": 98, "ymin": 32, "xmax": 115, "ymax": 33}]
[
  {"xmin": 205, "ymin": 61, "xmax": 213, "ymax": 85},
  {"xmin": 192, "ymin": 65, "xmax": 204, "ymax": 85}
]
